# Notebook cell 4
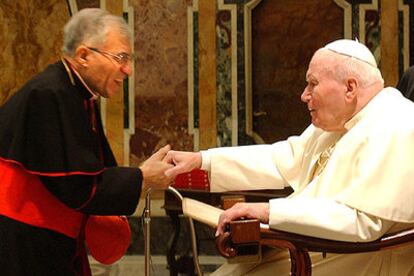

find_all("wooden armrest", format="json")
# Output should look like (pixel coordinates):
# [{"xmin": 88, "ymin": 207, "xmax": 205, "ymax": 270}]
[
  {"xmin": 260, "ymin": 227, "xmax": 414, "ymax": 254},
  {"xmin": 216, "ymin": 219, "xmax": 260, "ymax": 258},
  {"xmin": 221, "ymin": 195, "xmax": 246, "ymax": 210},
  {"xmin": 216, "ymin": 220, "xmax": 414, "ymax": 276}
]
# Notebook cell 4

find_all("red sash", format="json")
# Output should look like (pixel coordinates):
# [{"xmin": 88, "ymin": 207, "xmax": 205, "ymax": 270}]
[
  {"xmin": 0, "ymin": 159, "xmax": 131, "ymax": 269},
  {"xmin": 0, "ymin": 159, "xmax": 83, "ymax": 238}
]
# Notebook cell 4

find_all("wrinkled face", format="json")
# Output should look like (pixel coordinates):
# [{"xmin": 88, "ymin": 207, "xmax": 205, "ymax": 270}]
[
  {"xmin": 301, "ymin": 52, "xmax": 350, "ymax": 131},
  {"xmin": 81, "ymin": 28, "xmax": 132, "ymax": 98}
]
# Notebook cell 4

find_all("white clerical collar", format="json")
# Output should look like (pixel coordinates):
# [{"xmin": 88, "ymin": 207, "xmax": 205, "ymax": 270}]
[{"xmin": 61, "ymin": 57, "xmax": 99, "ymax": 100}]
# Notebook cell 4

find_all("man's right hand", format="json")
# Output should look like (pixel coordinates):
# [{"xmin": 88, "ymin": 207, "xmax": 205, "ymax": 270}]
[{"xmin": 140, "ymin": 145, "xmax": 175, "ymax": 190}]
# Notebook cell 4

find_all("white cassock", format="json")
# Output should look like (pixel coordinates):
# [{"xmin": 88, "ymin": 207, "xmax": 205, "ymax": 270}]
[{"xmin": 201, "ymin": 87, "xmax": 414, "ymax": 275}]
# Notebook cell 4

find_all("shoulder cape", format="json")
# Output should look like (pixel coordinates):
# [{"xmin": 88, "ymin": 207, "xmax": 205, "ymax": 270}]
[{"xmin": 0, "ymin": 61, "xmax": 116, "ymax": 175}]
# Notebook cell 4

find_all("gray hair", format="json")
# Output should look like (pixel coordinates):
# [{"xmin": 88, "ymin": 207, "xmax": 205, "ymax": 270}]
[
  {"xmin": 317, "ymin": 48, "xmax": 384, "ymax": 88},
  {"xmin": 62, "ymin": 8, "xmax": 131, "ymax": 56}
]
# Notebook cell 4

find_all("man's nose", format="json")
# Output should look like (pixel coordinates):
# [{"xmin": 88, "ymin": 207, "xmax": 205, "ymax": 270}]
[
  {"xmin": 301, "ymin": 88, "xmax": 311, "ymax": 103},
  {"xmin": 121, "ymin": 63, "xmax": 132, "ymax": 76}
]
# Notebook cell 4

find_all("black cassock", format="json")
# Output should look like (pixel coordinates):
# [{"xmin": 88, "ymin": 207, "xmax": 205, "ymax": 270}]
[
  {"xmin": 397, "ymin": 65, "xmax": 414, "ymax": 102},
  {"xmin": 0, "ymin": 60, "xmax": 142, "ymax": 275}
]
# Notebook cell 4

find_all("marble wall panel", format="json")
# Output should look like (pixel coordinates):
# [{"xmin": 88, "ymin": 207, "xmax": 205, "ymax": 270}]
[
  {"xmin": 216, "ymin": 10, "xmax": 233, "ymax": 147},
  {"xmin": 0, "ymin": 0, "xmax": 70, "ymax": 104},
  {"xmin": 251, "ymin": 0, "xmax": 343, "ymax": 143},
  {"xmin": 405, "ymin": 1, "xmax": 414, "ymax": 66},
  {"xmin": 129, "ymin": 0, "xmax": 193, "ymax": 165},
  {"xmin": 76, "ymin": 0, "xmax": 100, "ymax": 10},
  {"xmin": 365, "ymin": 10, "xmax": 380, "ymax": 64}
]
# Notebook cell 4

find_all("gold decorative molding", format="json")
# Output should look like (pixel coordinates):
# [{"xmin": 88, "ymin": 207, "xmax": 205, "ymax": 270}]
[
  {"xmin": 381, "ymin": 0, "xmax": 399, "ymax": 87},
  {"xmin": 198, "ymin": 0, "xmax": 217, "ymax": 149},
  {"xmin": 399, "ymin": 0, "xmax": 410, "ymax": 71}
]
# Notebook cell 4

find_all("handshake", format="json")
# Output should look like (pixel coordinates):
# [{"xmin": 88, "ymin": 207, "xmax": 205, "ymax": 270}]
[{"xmin": 139, "ymin": 144, "xmax": 202, "ymax": 190}]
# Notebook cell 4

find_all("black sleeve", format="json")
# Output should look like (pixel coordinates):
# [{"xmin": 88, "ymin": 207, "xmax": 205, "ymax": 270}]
[
  {"xmin": 40, "ymin": 167, "xmax": 143, "ymax": 216},
  {"xmin": 397, "ymin": 66, "xmax": 414, "ymax": 102}
]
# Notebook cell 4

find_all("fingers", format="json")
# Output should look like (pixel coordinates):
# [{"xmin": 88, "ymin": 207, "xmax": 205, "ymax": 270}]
[
  {"xmin": 160, "ymin": 144, "xmax": 171, "ymax": 153},
  {"xmin": 162, "ymin": 150, "xmax": 176, "ymax": 164},
  {"xmin": 163, "ymin": 151, "xmax": 189, "ymax": 177},
  {"xmin": 215, "ymin": 213, "xmax": 227, "ymax": 236},
  {"xmin": 140, "ymin": 153, "xmax": 175, "ymax": 190},
  {"xmin": 164, "ymin": 163, "xmax": 186, "ymax": 178},
  {"xmin": 151, "ymin": 144, "xmax": 171, "ymax": 160},
  {"xmin": 214, "ymin": 203, "xmax": 255, "ymax": 237},
  {"xmin": 215, "ymin": 208, "xmax": 237, "ymax": 237},
  {"xmin": 144, "ymin": 148, "xmax": 203, "ymax": 186}
]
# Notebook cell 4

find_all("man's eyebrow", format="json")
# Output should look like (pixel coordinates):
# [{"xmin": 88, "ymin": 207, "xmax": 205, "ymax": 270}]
[{"xmin": 306, "ymin": 73, "xmax": 313, "ymax": 81}]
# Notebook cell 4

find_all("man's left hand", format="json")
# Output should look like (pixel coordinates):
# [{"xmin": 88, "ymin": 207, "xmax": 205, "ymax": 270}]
[{"xmin": 216, "ymin": 202, "xmax": 270, "ymax": 236}]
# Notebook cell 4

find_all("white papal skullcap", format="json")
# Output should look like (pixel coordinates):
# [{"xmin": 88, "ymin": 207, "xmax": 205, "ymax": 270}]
[{"xmin": 323, "ymin": 39, "xmax": 377, "ymax": 68}]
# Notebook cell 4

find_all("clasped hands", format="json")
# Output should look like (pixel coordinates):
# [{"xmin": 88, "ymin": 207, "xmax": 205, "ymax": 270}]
[
  {"xmin": 140, "ymin": 145, "xmax": 269, "ymax": 236},
  {"xmin": 139, "ymin": 145, "xmax": 202, "ymax": 190}
]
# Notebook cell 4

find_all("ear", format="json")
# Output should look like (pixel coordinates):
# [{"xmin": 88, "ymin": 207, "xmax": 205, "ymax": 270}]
[
  {"xmin": 73, "ymin": 46, "xmax": 90, "ymax": 68},
  {"xmin": 344, "ymin": 78, "xmax": 358, "ymax": 102}
]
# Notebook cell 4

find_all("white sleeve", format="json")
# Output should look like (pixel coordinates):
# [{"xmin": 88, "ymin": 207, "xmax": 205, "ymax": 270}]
[
  {"xmin": 202, "ymin": 125, "xmax": 317, "ymax": 192},
  {"xmin": 268, "ymin": 197, "xmax": 393, "ymax": 242},
  {"xmin": 206, "ymin": 144, "xmax": 287, "ymax": 192},
  {"xmin": 200, "ymin": 150, "xmax": 211, "ymax": 171}
]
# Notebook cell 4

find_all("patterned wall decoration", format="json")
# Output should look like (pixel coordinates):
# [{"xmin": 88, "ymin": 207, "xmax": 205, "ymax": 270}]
[
  {"xmin": 0, "ymin": 1, "xmax": 70, "ymax": 105},
  {"xmin": 187, "ymin": 0, "xmax": 350, "ymax": 146},
  {"xmin": 399, "ymin": 0, "xmax": 410, "ymax": 74},
  {"xmin": 249, "ymin": 0, "xmax": 345, "ymax": 144},
  {"xmin": 187, "ymin": 0, "xmax": 409, "ymax": 149},
  {"xmin": 355, "ymin": 0, "xmax": 409, "ymax": 83},
  {"xmin": 129, "ymin": 0, "xmax": 193, "ymax": 165},
  {"xmin": 187, "ymin": 1, "xmax": 200, "ymax": 150},
  {"xmin": 359, "ymin": 1, "xmax": 380, "ymax": 67},
  {"xmin": 187, "ymin": 0, "xmax": 348, "ymax": 146},
  {"xmin": 216, "ymin": 10, "xmax": 233, "ymax": 147},
  {"xmin": 365, "ymin": 10, "xmax": 380, "ymax": 60}
]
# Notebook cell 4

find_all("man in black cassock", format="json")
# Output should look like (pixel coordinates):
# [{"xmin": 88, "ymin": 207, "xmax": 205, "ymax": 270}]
[{"xmin": 0, "ymin": 8, "xmax": 173, "ymax": 276}]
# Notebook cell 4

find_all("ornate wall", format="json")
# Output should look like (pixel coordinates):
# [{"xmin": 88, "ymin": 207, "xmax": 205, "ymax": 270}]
[
  {"xmin": 0, "ymin": 0, "xmax": 411, "ymax": 165},
  {"xmin": 0, "ymin": 0, "xmax": 70, "ymax": 104},
  {"xmin": 129, "ymin": 0, "xmax": 194, "ymax": 166},
  {"xmin": 188, "ymin": 0, "xmax": 408, "ymax": 150},
  {"xmin": 251, "ymin": 0, "xmax": 344, "ymax": 143}
]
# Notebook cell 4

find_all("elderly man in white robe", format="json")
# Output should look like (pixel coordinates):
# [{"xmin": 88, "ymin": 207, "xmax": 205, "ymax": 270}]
[{"xmin": 165, "ymin": 39, "xmax": 414, "ymax": 275}]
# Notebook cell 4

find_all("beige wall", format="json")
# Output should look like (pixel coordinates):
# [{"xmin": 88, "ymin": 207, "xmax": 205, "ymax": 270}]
[{"xmin": 0, "ymin": 0, "xmax": 70, "ymax": 104}]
